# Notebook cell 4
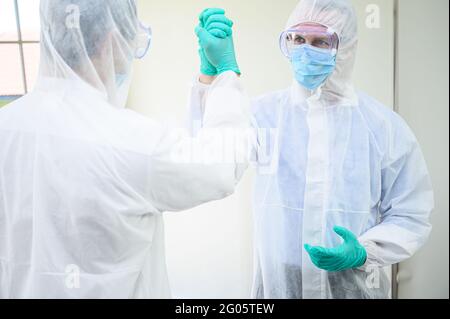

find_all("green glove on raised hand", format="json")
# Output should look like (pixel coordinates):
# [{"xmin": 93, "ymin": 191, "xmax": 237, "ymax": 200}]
[
  {"xmin": 196, "ymin": 8, "xmax": 241, "ymax": 75},
  {"xmin": 197, "ymin": 8, "xmax": 225, "ymax": 76},
  {"xmin": 304, "ymin": 226, "xmax": 367, "ymax": 272}
]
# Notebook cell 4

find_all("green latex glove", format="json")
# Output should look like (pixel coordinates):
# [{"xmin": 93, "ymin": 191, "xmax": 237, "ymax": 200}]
[
  {"xmin": 197, "ymin": 8, "xmax": 226, "ymax": 76},
  {"xmin": 304, "ymin": 226, "xmax": 367, "ymax": 272},
  {"xmin": 196, "ymin": 8, "xmax": 241, "ymax": 75},
  {"xmin": 199, "ymin": 48, "xmax": 217, "ymax": 76}
]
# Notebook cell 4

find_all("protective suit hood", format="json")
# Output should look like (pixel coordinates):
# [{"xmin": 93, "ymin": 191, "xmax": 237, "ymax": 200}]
[
  {"xmin": 286, "ymin": 0, "xmax": 358, "ymax": 105},
  {"xmin": 38, "ymin": 0, "xmax": 139, "ymax": 108}
]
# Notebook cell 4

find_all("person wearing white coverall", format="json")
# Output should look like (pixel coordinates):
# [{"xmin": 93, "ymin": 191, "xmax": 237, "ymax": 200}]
[
  {"xmin": 0, "ymin": 0, "xmax": 251, "ymax": 298},
  {"xmin": 191, "ymin": 0, "xmax": 434, "ymax": 299}
]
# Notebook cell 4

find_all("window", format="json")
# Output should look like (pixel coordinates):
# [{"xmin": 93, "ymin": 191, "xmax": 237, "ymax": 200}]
[{"xmin": 0, "ymin": 0, "xmax": 40, "ymax": 107}]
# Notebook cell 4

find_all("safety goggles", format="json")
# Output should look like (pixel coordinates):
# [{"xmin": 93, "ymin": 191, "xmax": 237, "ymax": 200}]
[
  {"xmin": 134, "ymin": 22, "xmax": 152, "ymax": 59},
  {"xmin": 280, "ymin": 23, "xmax": 339, "ymax": 58}
]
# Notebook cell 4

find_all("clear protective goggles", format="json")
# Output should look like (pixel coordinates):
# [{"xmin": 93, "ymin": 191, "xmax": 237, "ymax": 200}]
[
  {"xmin": 280, "ymin": 23, "xmax": 339, "ymax": 58},
  {"xmin": 134, "ymin": 21, "xmax": 152, "ymax": 59}
]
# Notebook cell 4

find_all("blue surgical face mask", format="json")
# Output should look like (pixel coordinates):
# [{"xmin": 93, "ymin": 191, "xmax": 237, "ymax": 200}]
[{"xmin": 291, "ymin": 44, "xmax": 337, "ymax": 91}]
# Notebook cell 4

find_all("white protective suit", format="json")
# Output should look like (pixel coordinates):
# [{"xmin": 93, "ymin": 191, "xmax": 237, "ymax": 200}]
[
  {"xmin": 0, "ymin": 0, "xmax": 250, "ymax": 298},
  {"xmin": 189, "ymin": 0, "xmax": 433, "ymax": 299}
]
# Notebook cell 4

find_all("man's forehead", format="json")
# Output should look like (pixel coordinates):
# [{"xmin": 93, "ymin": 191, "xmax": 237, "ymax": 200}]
[{"xmin": 291, "ymin": 22, "xmax": 330, "ymax": 32}]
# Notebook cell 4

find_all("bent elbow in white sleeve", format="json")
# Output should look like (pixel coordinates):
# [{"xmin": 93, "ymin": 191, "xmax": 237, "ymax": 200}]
[{"xmin": 213, "ymin": 163, "xmax": 246, "ymax": 198}]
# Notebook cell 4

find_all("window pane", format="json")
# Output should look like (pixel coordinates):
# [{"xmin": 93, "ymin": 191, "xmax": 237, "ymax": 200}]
[
  {"xmin": 0, "ymin": 44, "xmax": 25, "ymax": 95},
  {"xmin": 0, "ymin": 96, "xmax": 19, "ymax": 108},
  {"xmin": 0, "ymin": 0, "xmax": 19, "ymax": 41},
  {"xmin": 23, "ymin": 43, "xmax": 40, "ymax": 90},
  {"xmin": 18, "ymin": 0, "xmax": 40, "ymax": 41}
]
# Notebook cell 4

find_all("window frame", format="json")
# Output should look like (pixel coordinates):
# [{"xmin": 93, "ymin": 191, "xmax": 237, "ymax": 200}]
[{"xmin": 0, "ymin": 0, "xmax": 40, "ymax": 96}]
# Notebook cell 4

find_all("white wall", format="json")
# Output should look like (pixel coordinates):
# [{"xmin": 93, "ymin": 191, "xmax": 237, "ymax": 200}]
[
  {"xmin": 128, "ymin": 0, "xmax": 395, "ymax": 298},
  {"xmin": 354, "ymin": 0, "xmax": 395, "ymax": 107},
  {"xmin": 396, "ymin": 0, "xmax": 449, "ymax": 299}
]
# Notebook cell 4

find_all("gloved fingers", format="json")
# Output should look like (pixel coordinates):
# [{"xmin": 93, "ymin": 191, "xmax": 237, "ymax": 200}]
[
  {"xmin": 208, "ymin": 29, "xmax": 227, "ymax": 39},
  {"xmin": 305, "ymin": 244, "xmax": 325, "ymax": 256},
  {"xmin": 195, "ymin": 25, "xmax": 202, "ymax": 37},
  {"xmin": 304, "ymin": 244, "xmax": 312, "ymax": 254},
  {"xmin": 305, "ymin": 244, "xmax": 339, "ymax": 258},
  {"xmin": 304, "ymin": 244, "xmax": 324, "ymax": 255},
  {"xmin": 305, "ymin": 244, "xmax": 344, "ymax": 271},
  {"xmin": 333, "ymin": 226, "xmax": 357, "ymax": 243},
  {"xmin": 195, "ymin": 26, "xmax": 212, "ymax": 47},
  {"xmin": 200, "ymin": 8, "xmax": 226, "ymax": 26},
  {"xmin": 204, "ymin": 14, "xmax": 234, "ymax": 30},
  {"xmin": 195, "ymin": 26, "xmax": 209, "ymax": 39},
  {"xmin": 206, "ymin": 22, "xmax": 233, "ymax": 38},
  {"xmin": 318, "ymin": 249, "xmax": 341, "ymax": 261},
  {"xmin": 199, "ymin": 8, "xmax": 225, "ymax": 21}
]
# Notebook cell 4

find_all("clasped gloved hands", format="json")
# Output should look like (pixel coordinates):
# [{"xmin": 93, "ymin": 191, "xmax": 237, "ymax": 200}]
[
  {"xmin": 195, "ymin": 8, "xmax": 241, "ymax": 76},
  {"xmin": 304, "ymin": 226, "xmax": 367, "ymax": 272}
]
